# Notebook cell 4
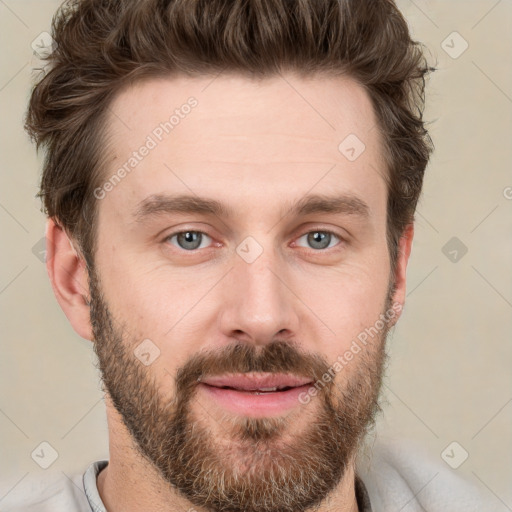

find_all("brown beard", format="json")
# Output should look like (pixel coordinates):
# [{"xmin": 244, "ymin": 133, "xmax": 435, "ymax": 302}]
[{"xmin": 89, "ymin": 265, "xmax": 392, "ymax": 512}]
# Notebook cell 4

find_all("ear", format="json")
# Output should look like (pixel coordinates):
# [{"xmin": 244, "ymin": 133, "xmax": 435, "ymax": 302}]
[
  {"xmin": 388, "ymin": 223, "xmax": 414, "ymax": 327},
  {"xmin": 45, "ymin": 218, "xmax": 93, "ymax": 341}
]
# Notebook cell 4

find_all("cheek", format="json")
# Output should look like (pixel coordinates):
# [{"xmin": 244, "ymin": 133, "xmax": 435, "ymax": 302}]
[
  {"xmin": 94, "ymin": 246, "xmax": 172, "ymax": 336},
  {"xmin": 299, "ymin": 260, "xmax": 390, "ymax": 358},
  {"xmin": 96, "ymin": 245, "xmax": 221, "ymax": 355}
]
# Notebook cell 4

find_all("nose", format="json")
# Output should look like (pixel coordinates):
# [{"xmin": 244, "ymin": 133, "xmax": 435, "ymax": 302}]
[{"xmin": 218, "ymin": 241, "xmax": 300, "ymax": 347}]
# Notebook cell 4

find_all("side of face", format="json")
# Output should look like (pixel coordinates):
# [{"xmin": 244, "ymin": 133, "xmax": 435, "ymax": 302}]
[{"xmin": 46, "ymin": 71, "xmax": 414, "ymax": 509}]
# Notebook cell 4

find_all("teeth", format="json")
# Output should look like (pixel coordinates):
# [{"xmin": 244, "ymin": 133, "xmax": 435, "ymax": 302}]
[{"xmin": 219, "ymin": 386, "xmax": 294, "ymax": 392}]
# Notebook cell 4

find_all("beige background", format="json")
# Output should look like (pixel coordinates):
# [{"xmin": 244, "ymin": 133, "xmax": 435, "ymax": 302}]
[{"xmin": 1, "ymin": 0, "xmax": 511, "ymax": 508}]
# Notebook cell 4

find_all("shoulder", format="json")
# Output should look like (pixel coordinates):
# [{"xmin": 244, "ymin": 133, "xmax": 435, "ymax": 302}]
[
  {"xmin": 0, "ymin": 461, "xmax": 106, "ymax": 512},
  {"xmin": 356, "ymin": 436, "xmax": 497, "ymax": 512}
]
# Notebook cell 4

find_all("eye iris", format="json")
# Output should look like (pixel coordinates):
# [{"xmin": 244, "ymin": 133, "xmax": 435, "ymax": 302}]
[
  {"xmin": 177, "ymin": 231, "xmax": 202, "ymax": 250},
  {"xmin": 308, "ymin": 231, "xmax": 331, "ymax": 250}
]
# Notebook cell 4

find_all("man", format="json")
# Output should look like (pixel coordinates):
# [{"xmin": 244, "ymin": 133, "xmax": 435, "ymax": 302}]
[{"xmin": 9, "ymin": 0, "xmax": 490, "ymax": 511}]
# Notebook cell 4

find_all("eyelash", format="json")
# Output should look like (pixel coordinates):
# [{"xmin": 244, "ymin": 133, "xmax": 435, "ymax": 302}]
[{"xmin": 163, "ymin": 229, "xmax": 345, "ymax": 253}]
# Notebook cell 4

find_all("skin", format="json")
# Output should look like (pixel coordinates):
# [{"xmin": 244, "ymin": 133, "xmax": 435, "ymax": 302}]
[{"xmin": 46, "ymin": 72, "xmax": 414, "ymax": 512}]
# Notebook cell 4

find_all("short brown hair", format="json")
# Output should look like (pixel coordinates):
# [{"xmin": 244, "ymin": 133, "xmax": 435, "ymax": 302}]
[{"xmin": 25, "ymin": 0, "xmax": 435, "ymax": 274}]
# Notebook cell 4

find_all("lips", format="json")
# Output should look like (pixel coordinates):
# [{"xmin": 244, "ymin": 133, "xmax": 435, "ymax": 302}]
[{"xmin": 198, "ymin": 372, "xmax": 313, "ymax": 392}]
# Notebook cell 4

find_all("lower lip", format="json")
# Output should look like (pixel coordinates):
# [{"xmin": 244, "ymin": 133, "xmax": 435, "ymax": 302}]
[{"xmin": 198, "ymin": 383, "xmax": 314, "ymax": 417}]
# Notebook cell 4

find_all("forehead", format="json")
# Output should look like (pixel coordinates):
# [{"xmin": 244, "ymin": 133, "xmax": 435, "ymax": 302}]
[{"xmin": 100, "ymin": 72, "xmax": 387, "ymax": 222}]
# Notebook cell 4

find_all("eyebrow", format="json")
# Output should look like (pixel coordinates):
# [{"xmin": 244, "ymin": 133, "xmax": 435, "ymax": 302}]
[{"xmin": 132, "ymin": 192, "xmax": 370, "ymax": 223}]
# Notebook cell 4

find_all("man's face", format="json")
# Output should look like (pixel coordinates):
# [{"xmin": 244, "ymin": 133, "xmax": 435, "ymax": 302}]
[{"xmin": 89, "ymin": 73, "xmax": 398, "ymax": 512}]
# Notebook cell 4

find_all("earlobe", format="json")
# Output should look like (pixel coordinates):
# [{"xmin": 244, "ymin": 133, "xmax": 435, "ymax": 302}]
[
  {"xmin": 45, "ymin": 218, "xmax": 94, "ymax": 341},
  {"xmin": 388, "ymin": 223, "xmax": 414, "ymax": 326}
]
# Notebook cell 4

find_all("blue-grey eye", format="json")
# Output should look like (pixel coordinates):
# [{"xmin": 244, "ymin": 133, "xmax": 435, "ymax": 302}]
[
  {"xmin": 168, "ymin": 231, "xmax": 212, "ymax": 251},
  {"xmin": 296, "ymin": 231, "xmax": 340, "ymax": 250}
]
